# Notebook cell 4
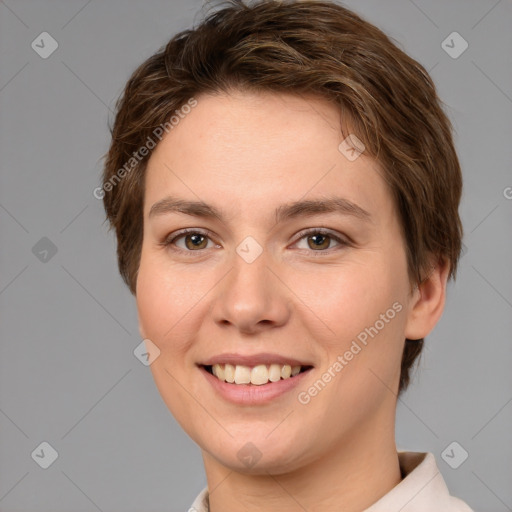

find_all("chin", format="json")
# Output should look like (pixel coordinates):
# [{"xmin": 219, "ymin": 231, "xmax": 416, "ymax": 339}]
[{"xmin": 201, "ymin": 428, "xmax": 315, "ymax": 474}]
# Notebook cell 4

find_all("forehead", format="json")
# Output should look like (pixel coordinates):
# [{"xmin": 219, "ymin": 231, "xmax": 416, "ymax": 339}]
[{"xmin": 143, "ymin": 90, "xmax": 394, "ymax": 225}]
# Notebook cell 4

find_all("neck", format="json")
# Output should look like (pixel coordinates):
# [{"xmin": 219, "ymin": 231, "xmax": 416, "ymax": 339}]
[{"xmin": 201, "ymin": 410, "xmax": 401, "ymax": 512}]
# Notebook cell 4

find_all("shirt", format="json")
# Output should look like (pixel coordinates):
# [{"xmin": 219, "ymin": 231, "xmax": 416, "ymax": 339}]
[{"xmin": 188, "ymin": 451, "xmax": 475, "ymax": 511}]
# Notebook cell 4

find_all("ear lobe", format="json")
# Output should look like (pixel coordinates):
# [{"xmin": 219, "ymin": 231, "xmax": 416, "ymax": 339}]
[{"xmin": 404, "ymin": 256, "xmax": 451, "ymax": 341}]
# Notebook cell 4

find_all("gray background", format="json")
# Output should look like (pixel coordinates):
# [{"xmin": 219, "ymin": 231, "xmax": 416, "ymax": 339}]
[{"xmin": 1, "ymin": 0, "xmax": 511, "ymax": 511}]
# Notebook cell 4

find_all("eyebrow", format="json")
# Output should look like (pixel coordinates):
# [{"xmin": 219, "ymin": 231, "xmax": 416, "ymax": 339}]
[{"xmin": 148, "ymin": 195, "xmax": 372, "ymax": 224}]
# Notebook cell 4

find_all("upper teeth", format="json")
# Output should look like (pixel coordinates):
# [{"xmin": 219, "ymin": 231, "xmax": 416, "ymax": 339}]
[{"xmin": 211, "ymin": 364, "xmax": 302, "ymax": 385}]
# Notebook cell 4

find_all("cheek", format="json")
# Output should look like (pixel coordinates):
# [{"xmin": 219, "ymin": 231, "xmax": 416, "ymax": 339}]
[
  {"xmin": 292, "ymin": 259, "xmax": 401, "ymax": 336},
  {"xmin": 293, "ymin": 253, "xmax": 407, "ymax": 383},
  {"xmin": 353, "ymin": 287, "xmax": 407, "ymax": 391},
  {"xmin": 135, "ymin": 252, "xmax": 206, "ymax": 359},
  {"xmin": 135, "ymin": 254, "xmax": 208, "ymax": 433}
]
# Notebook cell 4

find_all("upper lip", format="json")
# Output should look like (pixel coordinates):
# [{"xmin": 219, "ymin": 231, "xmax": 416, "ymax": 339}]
[{"xmin": 199, "ymin": 352, "xmax": 313, "ymax": 367}]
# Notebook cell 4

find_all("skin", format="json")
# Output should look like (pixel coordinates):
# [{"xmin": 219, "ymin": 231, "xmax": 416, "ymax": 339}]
[{"xmin": 136, "ymin": 90, "xmax": 450, "ymax": 512}]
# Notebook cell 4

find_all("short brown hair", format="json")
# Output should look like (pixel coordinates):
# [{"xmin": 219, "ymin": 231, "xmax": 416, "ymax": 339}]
[{"xmin": 101, "ymin": 0, "xmax": 463, "ymax": 394}]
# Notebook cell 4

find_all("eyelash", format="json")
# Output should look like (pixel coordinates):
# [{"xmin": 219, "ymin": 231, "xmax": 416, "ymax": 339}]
[{"xmin": 159, "ymin": 228, "xmax": 349, "ymax": 256}]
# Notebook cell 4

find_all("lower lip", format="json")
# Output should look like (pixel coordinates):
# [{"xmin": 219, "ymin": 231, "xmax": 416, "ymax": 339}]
[{"xmin": 199, "ymin": 365, "xmax": 314, "ymax": 405}]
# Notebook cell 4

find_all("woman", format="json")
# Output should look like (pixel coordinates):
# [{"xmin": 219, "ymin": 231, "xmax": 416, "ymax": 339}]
[{"xmin": 100, "ymin": 1, "xmax": 473, "ymax": 510}]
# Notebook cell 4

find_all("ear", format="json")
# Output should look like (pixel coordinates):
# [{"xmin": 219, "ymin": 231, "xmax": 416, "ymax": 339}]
[{"xmin": 404, "ymin": 255, "xmax": 451, "ymax": 341}]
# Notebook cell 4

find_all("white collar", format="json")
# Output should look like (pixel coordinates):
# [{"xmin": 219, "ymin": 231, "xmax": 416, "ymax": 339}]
[{"xmin": 189, "ymin": 451, "xmax": 474, "ymax": 511}]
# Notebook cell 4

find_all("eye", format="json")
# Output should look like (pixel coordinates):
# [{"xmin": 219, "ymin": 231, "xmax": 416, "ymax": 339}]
[
  {"xmin": 160, "ymin": 229, "xmax": 218, "ymax": 253},
  {"xmin": 293, "ymin": 228, "xmax": 348, "ymax": 252}
]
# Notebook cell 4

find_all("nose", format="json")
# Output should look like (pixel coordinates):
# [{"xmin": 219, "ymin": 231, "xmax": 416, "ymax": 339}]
[{"xmin": 211, "ymin": 246, "xmax": 291, "ymax": 335}]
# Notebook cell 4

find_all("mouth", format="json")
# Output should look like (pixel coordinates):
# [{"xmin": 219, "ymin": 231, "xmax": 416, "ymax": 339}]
[{"xmin": 201, "ymin": 363, "xmax": 314, "ymax": 386}]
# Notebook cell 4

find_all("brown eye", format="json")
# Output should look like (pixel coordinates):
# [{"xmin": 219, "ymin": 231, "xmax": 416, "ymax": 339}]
[
  {"xmin": 307, "ymin": 233, "xmax": 331, "ymax": 250},
  {"xmin": 162, "ymin": 229, "xmax": 216, "ymax": 252},
  {"xmin": 183, "ymin": 233, "xmax": 208, "ymax": 250},
  {"xmin": 294, "ymin": 229, "xmax": 346, "ymax": 252}
]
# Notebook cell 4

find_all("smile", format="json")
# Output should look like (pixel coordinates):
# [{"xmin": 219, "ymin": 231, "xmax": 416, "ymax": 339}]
[
  {"xmin": 204, "ymin": 363, "xmax": 313, "ymax": 385},
  {"xmin": 199, "ymin": 363, "xmax": 314, "ymax": 405}
]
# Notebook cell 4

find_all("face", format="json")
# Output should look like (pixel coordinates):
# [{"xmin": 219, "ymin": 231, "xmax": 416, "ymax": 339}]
[{"xmin": 136, "ymin": 90, "xmax": 415, "ymax": 474}]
